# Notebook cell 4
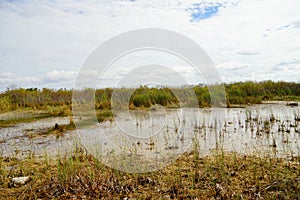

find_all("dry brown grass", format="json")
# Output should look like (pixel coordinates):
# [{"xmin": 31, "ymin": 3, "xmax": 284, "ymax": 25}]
[{"xmin": 1, "ymin": 148, "xmax": 299, "ymax": 200}]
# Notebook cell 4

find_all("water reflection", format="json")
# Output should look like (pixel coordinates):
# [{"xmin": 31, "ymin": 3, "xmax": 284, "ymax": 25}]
[{"xmin": 0, "ymin": 102, "xmax": 299, "ymax": 161}]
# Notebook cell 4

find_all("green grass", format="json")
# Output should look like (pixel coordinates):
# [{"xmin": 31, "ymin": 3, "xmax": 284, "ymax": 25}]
[
  {"xmin": 96, "ymin": 109, "xmax": 113, "ymax": 123},
  {"xmin": 0, "ymin": 106, "xmax": 71, "ymax": 127}
]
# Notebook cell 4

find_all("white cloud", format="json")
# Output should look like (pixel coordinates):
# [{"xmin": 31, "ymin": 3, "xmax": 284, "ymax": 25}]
[
  {"xmin": 0, "ymin": 70, "xmax": 78, "ymax": 90},
  {"xmin": 45, "ymin": 70, "xmax": 78, "ymax": 82},
  {"xmin": 0, "ymin": 0, "xmax": 299, "ymax": 91},
  {"xmin": 0, "ymin": 72, "xmax": 41, "ymax": 90}
]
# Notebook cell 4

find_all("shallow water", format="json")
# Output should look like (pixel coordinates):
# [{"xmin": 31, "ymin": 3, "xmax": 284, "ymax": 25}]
[
  {"xmin": 0, "ymin": 117, "xmax": 74, "ymax": 158},
  {"xmin": 78, "ymin": 103, "xmax": 300, "ymax": 161},
  {"xmin": 0, "ymin": 102, "xmax": 299, "ymax": 162}
]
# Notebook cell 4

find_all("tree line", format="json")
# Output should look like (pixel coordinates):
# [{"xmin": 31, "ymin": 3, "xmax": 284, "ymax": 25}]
[{"xmin": 0, "ymin": 80, "xmax": 299, "ymax": 112}]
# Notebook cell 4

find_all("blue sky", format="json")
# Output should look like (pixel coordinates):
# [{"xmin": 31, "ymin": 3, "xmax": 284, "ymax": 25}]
[
  {"xmin": 188, "ymin": 2, "xmax": 224, "ymax": 21},
  {"xmin": 0, "ymin": 0, "xmax": 299, "ymax": 90}
]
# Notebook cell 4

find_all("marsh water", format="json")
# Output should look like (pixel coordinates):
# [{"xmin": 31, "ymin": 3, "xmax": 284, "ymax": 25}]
[
  {"xmin": 1, "ymin": 102, "xmax": 299, "ymax": 161},
  {"xmin": 0, "ymin": 117, "xmax": 74, "ymax": 158}
]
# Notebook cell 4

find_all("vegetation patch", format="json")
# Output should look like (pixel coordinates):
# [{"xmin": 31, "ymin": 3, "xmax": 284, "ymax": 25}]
[
  {"xmin": 0, "ymin": 81, "xmax": 299, "ymax": 112},
  {"xmin": 0, "ymin": 149, "xmax": 299, "ymax": 199},
  {"xmin": 0, "ymin": 106, "xmax": 71, "ymax": 127}
]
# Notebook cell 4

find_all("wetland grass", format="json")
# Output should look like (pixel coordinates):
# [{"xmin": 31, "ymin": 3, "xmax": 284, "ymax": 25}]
[
  {"xmin": 0, "ymin": 105, "xmax": 71, "ymax": 127},
  {"xmin": 0, "ymin": 81, "xmax": 300, "ymax": 199},
  {"xmin": 0, "ymin": 147, "xmax": 299, "ymax": 199}
]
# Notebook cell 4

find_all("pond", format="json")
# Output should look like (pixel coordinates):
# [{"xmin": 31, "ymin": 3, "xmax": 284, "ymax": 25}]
[{"xmin": 1, "ymin": 102, "xmax": 299, "ymax": 163}]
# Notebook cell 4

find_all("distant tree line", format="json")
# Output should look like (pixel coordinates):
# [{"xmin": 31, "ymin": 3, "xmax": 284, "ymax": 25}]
[
  {"xmin": 225, "ymin": 81, "xmax": 300, "ymax": 104},
  {"xmin": 0, "ymin": 81, "xmax": 299, "ymax": 112},
  {"xmin": 0, "ymin": 88, "xmax": 72, "ymax": 109}
]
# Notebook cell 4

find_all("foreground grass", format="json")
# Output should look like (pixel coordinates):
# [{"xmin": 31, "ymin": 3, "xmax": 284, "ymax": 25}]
[{"xmin": 0, "ymin": 149, "xmax": 299, "ymax": 199}]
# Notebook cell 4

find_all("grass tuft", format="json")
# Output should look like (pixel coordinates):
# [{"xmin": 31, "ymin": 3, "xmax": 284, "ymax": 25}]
[{"xmin": 0, "ymin": 149, "xmax": 299, "ymax": 199}]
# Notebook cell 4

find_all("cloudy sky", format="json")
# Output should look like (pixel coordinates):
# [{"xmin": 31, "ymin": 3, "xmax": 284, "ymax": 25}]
[{"xmin": 0, "ymin": 0, "xmax": 299, "ymax": 90}]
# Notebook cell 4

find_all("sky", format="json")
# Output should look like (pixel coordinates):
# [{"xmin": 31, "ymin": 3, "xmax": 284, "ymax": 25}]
[{"xmin": 0, "ymin": 0, "xmax": 299, "ymax": 90}]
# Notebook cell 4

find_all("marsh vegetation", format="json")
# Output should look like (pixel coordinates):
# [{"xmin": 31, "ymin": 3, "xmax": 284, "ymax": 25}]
[
  {"xmin": 0, "ymin": 81, "xmax": 299, "ymax": 199},
  {"xmin": 1, "ymin": 81, "xmax": 299, "ymax": 113}
]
